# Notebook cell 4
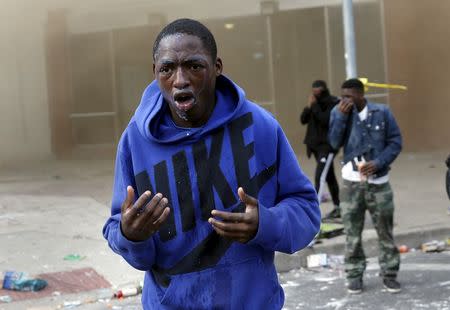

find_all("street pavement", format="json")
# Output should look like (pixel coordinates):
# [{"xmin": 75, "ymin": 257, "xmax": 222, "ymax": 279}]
[
  {"xmin": 0, "ymin": 152, "xmax": 448, "ymax": 309},
  {"xmin": 281, "ymin": 251, "xmax": 450, "ymax": 310},
  {"xmin": 50, "ymin": 250, "xmax": 450, "ymax": 310}
]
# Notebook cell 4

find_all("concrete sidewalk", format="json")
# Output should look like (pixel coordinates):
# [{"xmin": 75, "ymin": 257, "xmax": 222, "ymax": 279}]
[{"xmin": 0, "ymin": 152, "xmax": 448, "ymax": 309}]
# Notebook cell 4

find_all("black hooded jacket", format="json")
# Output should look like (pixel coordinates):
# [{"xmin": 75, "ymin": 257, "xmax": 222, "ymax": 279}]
[
  {"xmin": 300, "ymin": 91, "xmax": 339, "ymax": 157},
  {"xmin": 446, "ymin": 155, "xmax": 450, "ymax": 199}
]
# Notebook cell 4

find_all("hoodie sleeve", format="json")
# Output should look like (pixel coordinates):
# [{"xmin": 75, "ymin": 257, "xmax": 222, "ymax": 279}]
[
  {"xmin": 248, "ymin": 126, "xmax": 321, "ymax": 253},
  {"xmin": 102, "ymin": 141, "xmax": 156, "ymax": 271}
]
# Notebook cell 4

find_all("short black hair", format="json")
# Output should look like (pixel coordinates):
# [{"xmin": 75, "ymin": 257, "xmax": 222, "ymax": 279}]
[
  {"xmin": 152, "ymin": 18, "xmax": 217, "ymax": 61},
  {"xmin": 312, "ymin": 80, "xmax": 327, "ymax": 89},
  {"xmin": 341, "ymin": 78, "xmax": 364, "ymax": 93}
]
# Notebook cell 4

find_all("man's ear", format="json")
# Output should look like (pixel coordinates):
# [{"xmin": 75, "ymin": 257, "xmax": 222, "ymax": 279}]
[
  {"xmin": 358, "ymin": 91, "xmax": 365, "ymax": 101},
  {"xmin": 152, "ymin": 63, "xmax": 156, "ymax": 76},
  {"xmin": 215, "ymin": 57, "xmax": 223, "ymax": 77}
]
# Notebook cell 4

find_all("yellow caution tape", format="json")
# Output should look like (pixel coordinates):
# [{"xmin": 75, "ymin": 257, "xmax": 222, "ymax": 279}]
[{"xmin": 359, "ymin": 77, "xmax": 407, "ymax": 91}]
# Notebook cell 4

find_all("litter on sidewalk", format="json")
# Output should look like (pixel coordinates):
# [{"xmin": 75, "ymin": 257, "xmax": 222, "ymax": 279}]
[
  {"xmin": 54, "ymin": 284, "xmax": 142, "ymax": 309},
  {"xmin": 318, "ymin": 223, "xmax": 344, "ymax": 239},
  {"xmin": 307, "ymin": 254, "xmax": 328, "ymax": 268},
  {"xmin": 421, "ymin": 240, "xmax": 447, "ymax": 253},
  {"xmin": 398, "ymin": 245, "xmax": 409, "ymax": 253},
  {"xmin": 0, "ymin": 295, "xmax": 12, "ymax": 303},
  {"xmin": 61, "ymin": 297, "xmax": 99, "ymax": 308},
  {"xmin": 306, "ymin": 254, "xmax": 345, "ymax": 269},
  {"xmin": 62, "ymin": 300, "xmax": 82, "ymax": 308},
  {"xmin": 327, "ymin": 255, "xmax": 345, "ymax": 267},
  {"xmin": 63, "ymin": 254, "xmax": 86, "ymax": 261},
  {"xmin": 2, "ymin": 271, "xmax": 47, "ymax": 292},
  {"xmin": 113, "ymin": 284, "xmax": 143, "ymax": 299}
]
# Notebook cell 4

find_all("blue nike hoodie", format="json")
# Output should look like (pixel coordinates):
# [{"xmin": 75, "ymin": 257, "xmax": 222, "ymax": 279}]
[{"xmin": 103, "ymin": 75, "xmax": 320, "ymax": 309}]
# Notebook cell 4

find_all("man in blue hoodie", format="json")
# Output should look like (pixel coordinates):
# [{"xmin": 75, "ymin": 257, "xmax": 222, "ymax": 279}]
[
  {"xmin": 329, "ymin": 78, "xmax": 402, "ymax": 295},
  {"xmin": 103, "ymin": 18, "xmax": 320, "ymax": 309}
]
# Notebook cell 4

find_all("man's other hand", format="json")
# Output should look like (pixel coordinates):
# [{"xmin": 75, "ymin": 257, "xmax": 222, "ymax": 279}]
[
  {"xmin": 360, "ymin": 161, "xmax": 377, "ymax": 177},
  {"xmin": 208, "ymin": 187, "xmax": 259, "ymax": 243}
]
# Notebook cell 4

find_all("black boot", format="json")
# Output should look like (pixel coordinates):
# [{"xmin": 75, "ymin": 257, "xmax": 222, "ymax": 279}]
[{"xmin": 322, "ymin": 207, "xmax": 341, "ymax": 222}]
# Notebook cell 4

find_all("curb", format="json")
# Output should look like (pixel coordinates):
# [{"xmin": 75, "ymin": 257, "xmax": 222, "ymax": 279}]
[{"xmin": 275, "ymin": 225, "xmax": 450, "ymax": 272}]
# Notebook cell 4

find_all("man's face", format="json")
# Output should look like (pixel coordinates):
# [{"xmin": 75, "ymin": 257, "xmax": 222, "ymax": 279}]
[
  {"xmin": 341, "ymin": 88, "xmax": 365, "ymax": 109},
  {"xmin": 312, "ymin": 87, "xmax": 324, "ymax": 99},
  {"xmin": 153, "ymin": 34, "xmax": 222, "ymax": 127}
]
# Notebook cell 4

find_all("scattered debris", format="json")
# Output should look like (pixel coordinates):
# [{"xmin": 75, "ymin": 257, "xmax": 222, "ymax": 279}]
[
  {"xmin": 2, "ymin": 271, "xmax": 47, "ymax": 292},
  {"xmin": 305, "ymin": 254, "xmax": 345, "ymax": 269},
  {"xmin": 0, "ymin": 295, "xmax": 12, "ymax": 303},
  {"xmin": 113, "ymin": 284, "xmax": 143, "ymax": 299},
  {"xmin": 438, "ymin": 280, "xmax": 450, "ymax": 287},
  {"xmin": 63, "ymin": 254, "xmax": 86, "ymax": 261},
  {"xmin": 314, "ymin": 276, "xmax": 338, "ymax": 283},
  {"xmin": 281, "ymin": 281, "xmax": 300, "ymax": 288},
  {"xmin": 398, "ymin": 245, "xmax": 409, "ymax": 253},
  {"xmin": 421, "ymin": 240, "xmax": 446, "ymax": 253},
  {"xmin": 57, "ymin": 294, "xmax": 113, "ymax": 309},
  {"xmin": 328, "ymin": 255, "xmax": 345, "ymax": 268},
  {"xmin": 318, "ymin": 223, "xmax": 344, "ymax": 239},
  {"xmin": 62, "ymin": 300, "xmax": 82, "ymax": 308},
  {"xmin": 307, "ymin": 254, "xmax": 328, "ymax": 268}
]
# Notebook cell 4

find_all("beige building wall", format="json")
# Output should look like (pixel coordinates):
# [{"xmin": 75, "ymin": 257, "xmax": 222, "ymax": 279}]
[
  {"xmin": 0, "ymin": 1, "xmax": 51, "ymax": 165},
  {"xmin": 384, "ymin": 0, "xmax": 450, "ymax": 151},
  {"xmin": 1, "ymin": 0, "xmax": 448, "ymax": 165},
  {"xmin": 1, "ymin": 0, "xmax": 383, "ymax": 164}
]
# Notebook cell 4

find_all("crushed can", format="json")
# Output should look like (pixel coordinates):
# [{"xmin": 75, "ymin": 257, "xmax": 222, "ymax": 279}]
[{"xmin": 421, "ymin": 240, "xmax": 446, "ymax": 253}]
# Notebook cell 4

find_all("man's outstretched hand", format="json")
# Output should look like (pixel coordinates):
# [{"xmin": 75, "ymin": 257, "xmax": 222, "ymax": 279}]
[
  {"xmin": 208, "ymin": 187, "xmax": 259, "ymax": 243},
  {"xmin": 120, "ymin": 186, "xmax": 170, "ymax": 242}
]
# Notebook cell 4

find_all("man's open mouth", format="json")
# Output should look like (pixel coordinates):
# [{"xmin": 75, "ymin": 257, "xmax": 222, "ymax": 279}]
[{"xmin": 174, "ymin": 92, "xmax": 196, "ymax": 112}]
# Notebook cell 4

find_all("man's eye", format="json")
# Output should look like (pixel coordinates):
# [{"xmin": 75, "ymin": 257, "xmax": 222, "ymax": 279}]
[
  {"xmin": 160, "ymin": 67, "xmax": 171, "ymax": 73},
  {"xmin": 191, "ymin": 64, "xmax": 202, "ymax": 70}
]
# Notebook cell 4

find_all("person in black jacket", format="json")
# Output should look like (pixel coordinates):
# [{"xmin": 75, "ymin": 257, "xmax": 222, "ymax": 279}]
[
  {"xmin": 300, "ymin": 80, "xmax": 340, "ymax": 220},
  {"xmin": 446, "ymin": 155, "xmax": 450, "ymax": 203}
]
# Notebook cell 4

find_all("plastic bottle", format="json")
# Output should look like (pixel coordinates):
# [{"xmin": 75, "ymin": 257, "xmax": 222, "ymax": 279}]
[
  {"xmin": 13, "ymin": 279, "xmax": 47, "ymax": 292},
  {"xmin": 2, "ymin": 271, "xmax": 47, "ymax": 292},
  {"xmin": 114, "ymin": 286, "xmax": 143, "ymax": 298}
]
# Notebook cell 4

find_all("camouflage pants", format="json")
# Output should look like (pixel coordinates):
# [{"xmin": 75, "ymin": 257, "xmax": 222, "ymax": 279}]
[{"xmin": 341, "ymin": 180, "xmax": 400, "ymax": 280}]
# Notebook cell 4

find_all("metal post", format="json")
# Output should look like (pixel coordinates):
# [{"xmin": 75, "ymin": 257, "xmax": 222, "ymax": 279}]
[
  {"xmin": 324, "ymin": 6, "xmax": 334, "ymax": 91},
  {"xmin": 261, "ymin": 0, "xmax": 278, "ymax": 116},
  {"xmin": 342, "ymin": 0, "xmax": 357, "ymax": 79},
  {"xmin": 265, "ymin": 14, "xmax": 277, "ymax": 117},
  {"xmin": 108, "ymin": 30, "xmax": 120, "ymax": 145}
]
